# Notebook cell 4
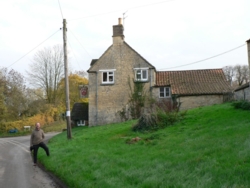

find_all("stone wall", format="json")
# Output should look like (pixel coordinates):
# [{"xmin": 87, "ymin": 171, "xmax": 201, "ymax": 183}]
[
  {"xmin": 88, "ymin": 42, "xmax": 155, "ymax": 126},
  {"xmin": 152, "ymin": 87, "xmax": 224, "ymax": 111},
  {"xmin": 178, "ymin": 95, "xmax": 224, "ymax": 110},
  {"xmin": 234, "ymin": 87, "xmax": 250, "ymax": 101}
]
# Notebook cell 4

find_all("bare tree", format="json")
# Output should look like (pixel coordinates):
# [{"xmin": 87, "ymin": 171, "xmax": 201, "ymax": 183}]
[
  {"xmin": 27, "ymin": 45, "xmax": 64, "ymax": 104},
  {"xmin": 223, "ymin": 65, "xmax": 249, "ymax": 86},
  {"xmin": 234, "ymin": 64, "xmax": 249, "ymax": 86},
  {"xmin": 222, "ymin": 66, "xmax": 234, "ymax": 85},
  {"xmin": 73, "ymin": 70, "xmax": 88, "ymax": 79},
  {"xmin": 241, "ymin": 65, "xmax": 249, "ymax": 84}
]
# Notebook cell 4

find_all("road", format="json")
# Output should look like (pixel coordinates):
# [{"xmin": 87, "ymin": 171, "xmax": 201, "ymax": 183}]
[{"xmin": 0, "ymin": 133, "xmax": 63, "ymax": 188}]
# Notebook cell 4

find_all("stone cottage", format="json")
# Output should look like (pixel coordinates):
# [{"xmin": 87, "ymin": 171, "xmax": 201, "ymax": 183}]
[
  {"xmin": 87, "ymin": 18, "xmax": 156, "ymax": 126},
  {"xmin": 87, "ymin": 18, "xmax": 233, "ymax": 126}
]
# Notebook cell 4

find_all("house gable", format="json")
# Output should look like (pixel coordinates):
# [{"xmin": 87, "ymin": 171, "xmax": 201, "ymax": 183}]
[{"xmin": 87, "ymin": 18, "xmax": 156, "ymax": 126}]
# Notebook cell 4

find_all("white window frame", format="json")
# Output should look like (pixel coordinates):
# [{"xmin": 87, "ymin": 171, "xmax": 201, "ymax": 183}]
[
  {"xmin": 99, "ymin": 69, "xmax": 116, "ymax": 84},
  {"xmin": 159, "ymin": 87, "xmax": 171, "ymax": 98},
  {"xmin": 134, "ymin": 68, "xmax": 148, "ymax": 81},
  {"xmin": 77, "ymin": 120, "xmax": 85, "ymax": 126}
]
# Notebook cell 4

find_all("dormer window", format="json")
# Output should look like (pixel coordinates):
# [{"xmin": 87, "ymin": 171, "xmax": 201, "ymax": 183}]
[
  {"xmin": 99, "ymin": 69, "xmax": 116, "ymax": 84},
  {"xmin": 134, "ymin": 68, "xmax": 148, "ymax": 81}
]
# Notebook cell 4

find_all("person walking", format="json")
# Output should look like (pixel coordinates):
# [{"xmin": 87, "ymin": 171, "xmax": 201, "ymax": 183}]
[{"xmin": 30, "ymin": 122, "xmax": 50, "ymax": 166}]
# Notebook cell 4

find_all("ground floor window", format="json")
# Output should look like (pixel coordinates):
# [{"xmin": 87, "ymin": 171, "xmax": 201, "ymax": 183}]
[{"xmin": 159, "ymin": 87, "xmax": 171, "ymax": 98}]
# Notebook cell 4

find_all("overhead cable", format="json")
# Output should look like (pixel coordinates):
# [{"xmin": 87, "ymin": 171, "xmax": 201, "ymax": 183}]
[
  {"xmin": 158, "ymin": 43, "xmax": 247, "ymax": 70},
  {"xmin": 68, "ymin": 0, "xmax": 176, "ymax": 21},
  {"xmin": 68, "ymin": 29, "xmax": 92, "ymax": 59},
  {"xmin": 58, "ymin": 0, "xmax": 64, "ymax": 19},
  {"xmin": 7, "ymin": 29, "xmax": 61, "ymax": 68}
]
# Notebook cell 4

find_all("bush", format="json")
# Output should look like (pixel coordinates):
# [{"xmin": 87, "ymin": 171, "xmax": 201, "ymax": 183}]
[
  {"xmin": 232, "ymin": 100, "xmax": 250, "ymax": 110},
  {"xmin": 132, "ymin": 113, "xmax": 158, "ymax": 132},
  {"xmin": 157, "ymin": 110, "xmax": 182, "ymax": 128}
]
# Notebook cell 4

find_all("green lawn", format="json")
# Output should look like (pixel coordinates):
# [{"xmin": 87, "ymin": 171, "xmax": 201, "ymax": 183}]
[{"xmin": 39, "ymin": 103, "xmax": 250, "ymax": 188}]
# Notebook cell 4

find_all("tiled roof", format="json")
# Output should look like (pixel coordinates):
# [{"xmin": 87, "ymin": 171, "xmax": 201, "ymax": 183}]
[
  {"xmin": 156, "ymin": 69, "xmax": 233, "ymax": 95},
  {"xmin": 234, "ymin": 82, "xmax": 250, "ymax": 92}
]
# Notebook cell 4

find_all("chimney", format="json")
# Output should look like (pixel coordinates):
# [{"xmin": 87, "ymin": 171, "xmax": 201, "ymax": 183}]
[
  {"xmin": 247, "ymin": 39, "xmax": 250, "ymax": 78},
  {"xmin": 112, "ymin": 18, "xmax": 124, "ymax": 45}
]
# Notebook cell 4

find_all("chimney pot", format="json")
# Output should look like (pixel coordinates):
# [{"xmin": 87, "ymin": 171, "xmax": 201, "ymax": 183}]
[{"xmin": 118, "ymin": 18, "xmax": 122, "ymax": 25}]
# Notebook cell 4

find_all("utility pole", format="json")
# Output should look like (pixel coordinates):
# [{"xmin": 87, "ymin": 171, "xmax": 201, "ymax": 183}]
[
  {"xmin": 247, "ymin": 39, "xmax": 250, "ymax": 80},
  {"xmin": 63, "ymin": 19, "xmax": 72, "ymax": 139}
]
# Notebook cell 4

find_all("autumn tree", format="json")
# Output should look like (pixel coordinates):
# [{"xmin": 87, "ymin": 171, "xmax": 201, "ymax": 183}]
[
  {"xmin": 21, "ymin": 88, "xmax": 47, "ymax": 116},
  {"xmin": 0, "ymin": 68, "xmax": 29, "ymax": 121},
  {"xmin": 0, "ymin": 69, "xmax": 7, "ymax": 120},
  {"xmin": 57, "ymin": 72, "xmax": 88, "ymax": 111},
  {"xmin": 27, "ymin": 45, "xmax": 64, "ymax": 104}
]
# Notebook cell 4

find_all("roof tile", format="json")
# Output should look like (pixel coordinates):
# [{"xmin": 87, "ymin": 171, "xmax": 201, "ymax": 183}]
[{"xmin": 156, "ymin": 69, "xmax": 233, "ymax": 95}]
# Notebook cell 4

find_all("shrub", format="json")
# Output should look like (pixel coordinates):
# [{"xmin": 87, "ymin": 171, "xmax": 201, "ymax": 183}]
[
  {"xmin": 132, "ymin": 113, "xmax": 158, "ymax": 132},
  {"xmin": 156, "ymin": 110, "xmax": 181, "ymax": 128},
  {"xmin": 232, "ymin": 100, "xmax": 250, "ymax": 110}
]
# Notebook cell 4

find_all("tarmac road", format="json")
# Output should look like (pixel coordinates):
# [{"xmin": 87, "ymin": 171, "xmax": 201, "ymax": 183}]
[{"xmin": 0, "ymin": 133, "xmax": 64, "ymax": 188}]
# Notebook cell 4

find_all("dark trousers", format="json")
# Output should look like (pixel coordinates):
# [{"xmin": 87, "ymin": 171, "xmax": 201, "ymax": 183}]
[{"xmin": 32, "ymin": 142, "xmax": 49, "ymax": 164}]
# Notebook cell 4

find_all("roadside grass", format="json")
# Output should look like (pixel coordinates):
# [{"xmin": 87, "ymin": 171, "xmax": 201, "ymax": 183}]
[
  {"xmin": 0, "ymin": 131, "xmax": 31, "ymax": 137},
  {"xmin": 42, "ymin": 121, "xmax": 66, "ymax": 133},
  {"xmin": 0, "ymin": 121, "xmax": 66, "ymax": 137},
  {"xmin": 39, "ymin": 102, "xmax": 250, "ymax": 188}
]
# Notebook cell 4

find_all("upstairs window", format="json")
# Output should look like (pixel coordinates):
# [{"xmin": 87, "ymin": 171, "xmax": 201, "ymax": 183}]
[
  {"xmin": 134, "ymin": 68, "xmax": 148, "ymax": 81},
  {"xmin": 100, "ymin": 69, "xmax": 116, "ymax": 84},
  {"xmin": 159, "ymin": 87, "xmax": 171, "ymax": 98}
]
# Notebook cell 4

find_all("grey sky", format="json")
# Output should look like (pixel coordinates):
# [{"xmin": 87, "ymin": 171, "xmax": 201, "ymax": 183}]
[{"xmin": 1, "ymin": 0, "xmax": 250, "ymax": 77}]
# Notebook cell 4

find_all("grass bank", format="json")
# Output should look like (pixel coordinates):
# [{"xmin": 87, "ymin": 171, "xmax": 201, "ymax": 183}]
[{"xmin": 39, "ymin": 103, "xmax": 250, "ymax": 188}]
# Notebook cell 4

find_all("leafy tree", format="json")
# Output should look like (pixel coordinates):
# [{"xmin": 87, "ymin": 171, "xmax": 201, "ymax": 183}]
[
  {"xmin": 21, "ymin": 88, "xmax": 47, "ymax": 117},
  {"xmin": 0, "ymin": 78, "xmax": 7, "ymax": 120},
  {"xmin": 57, "ymin": 73, "xmax": 88, "ymax": 111},
  {"xmin": 0, "ymin": 68, "xmax": 28, "ymax": 121},
  {"xmin": 27, "ymin": 45, "xmax": 64, "ymax": 104}
]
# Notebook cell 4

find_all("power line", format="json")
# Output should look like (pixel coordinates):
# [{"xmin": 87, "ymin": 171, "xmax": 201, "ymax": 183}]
[
  {"xmin": 58, "ymin": 0, "xmax": 64, "ymax": 19},
  {"xmin": 158, "ymin": 44, "xmax": 247, "ymax": 70},
  {"xmin": 67, "ymin": 39, "xmax": 83, "ymax": 70},
  {"xmin": 68, "ymin": 29, "xmax": 92, "ymax": 59},
  {"xmin": 68, "ymin": 0, "xmax": 176, "ymax": 21},
  {"xmin": 7, "ymin": 29, "xmax": 61, "ymax": 68}
]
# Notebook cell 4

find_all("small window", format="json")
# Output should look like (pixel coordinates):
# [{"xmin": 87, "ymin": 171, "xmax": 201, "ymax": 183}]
[
  {"xmin": 159, "ymin": 87, "xmax": 171, "ymax": 98},
  {"xmin": 135, "ymin": 69, "xmax": 148, "ymax": 81},
  {"xmin": 102, "ymin": 71, "xmax": 114, "ymax": 84}
]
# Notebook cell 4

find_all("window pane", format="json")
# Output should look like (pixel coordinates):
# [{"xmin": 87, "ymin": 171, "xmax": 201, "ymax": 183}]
[
  {"xmin": 142, "ymin": 70, "xmax": 147, "ymax": 79},
  {"xmin": 160, "ymin": 87, "xmax": 164, "ymax": 97},
  {"xmin": 136, "ymin": 70, "xmax": 141, "ymax": 79},
  {"xmin": 109, "ymin": 76, "xmax": 113, "ymax": 82},
  {"xmin": 103, "ymin": 72, "xmax": 107, "ymax": 82},
  {"xmin": 165, "ymin": 87, "xmax": 170, "ymax": 97}
]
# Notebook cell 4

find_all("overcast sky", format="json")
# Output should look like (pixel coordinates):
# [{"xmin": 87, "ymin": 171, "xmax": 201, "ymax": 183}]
[{"xmin": 1, "ymin": 0, "xmax": 250, "ymax": 77}]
